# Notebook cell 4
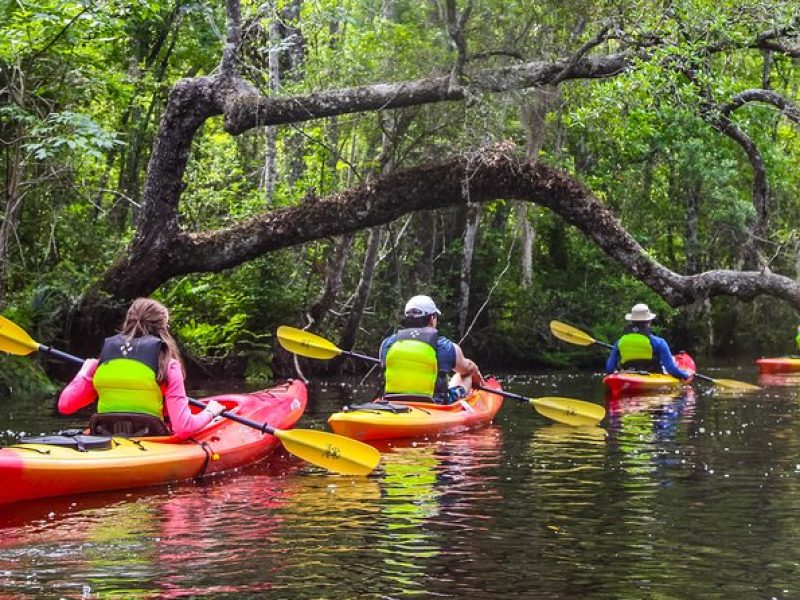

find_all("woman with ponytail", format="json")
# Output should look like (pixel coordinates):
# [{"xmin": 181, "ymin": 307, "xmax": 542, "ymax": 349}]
[{"xmin": 58, "ymin": 298, "xmax": 225, "ymax": 440}]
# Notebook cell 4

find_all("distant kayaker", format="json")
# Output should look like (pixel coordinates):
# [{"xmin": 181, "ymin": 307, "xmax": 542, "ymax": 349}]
[
  {"xmin": 380, "ymin": 295, "xmax": 483, "ymax": 404},
  {"xmin": 796, "ymin": 324, "xmax": 800, "ymax": 354},
  {"xmin": 605, "ymin": 303, "xmax": 693, "ymax": 381},
  {"xmin": 58, "ymin": 297, "xmax": 226, "ymax": 439}
]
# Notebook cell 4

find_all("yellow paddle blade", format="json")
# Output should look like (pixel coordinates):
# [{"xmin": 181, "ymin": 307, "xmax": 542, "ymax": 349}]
[
  {"xmin": 0, "ymin": 315, "xmax": 40, "ymax": 356},
  {"xmin": 277, "ymin": 326, "xmax": 343, "ymax": 360},
  {"xmin": 274, "ymin": 428, "xmax": 381, "ymax": 476},
  {"xmin": 549, "ymin": 320, "xmax": 597, "ymax": 347},
  {"xmin": 530, "ymin": 396, "xmax": 606, "ymax": 427},
  {"xmin": 709, "ymin": 378, "xmax": 761, "ymax": 391}
]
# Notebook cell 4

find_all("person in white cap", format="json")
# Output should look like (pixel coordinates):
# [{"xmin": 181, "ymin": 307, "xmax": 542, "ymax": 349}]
[
  {"xmin": 604, "ymin": 303, "xmax": 692, "ymax": 380},
  {"xmin": 379, "ymin": 295, "xmax": 483, "ymax": 403}
]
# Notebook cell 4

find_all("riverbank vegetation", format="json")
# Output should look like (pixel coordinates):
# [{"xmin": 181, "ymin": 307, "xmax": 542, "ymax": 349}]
[{"xmin": 1, "ymin": 0, "xmax": 799, "ymax": 388}]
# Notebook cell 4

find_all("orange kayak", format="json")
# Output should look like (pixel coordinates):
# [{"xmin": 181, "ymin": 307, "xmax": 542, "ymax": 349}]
[
  {"xmin": 0, "ymin": 380, "xmax": 306, "ymax": 505},
  {"xmin": 756, "ymin": 357, "xmax": 800, "ymax": 374},
  {"xmin": 603, "ymin": 353, "xmax": 696, "ymax": 396},
  {"xmin": 328, "ymin": 377, "xmax": 504, "ymax": 441}
]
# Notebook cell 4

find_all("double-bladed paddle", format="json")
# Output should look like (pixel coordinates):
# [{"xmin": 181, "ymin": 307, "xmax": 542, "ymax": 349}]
[
  {"xmin": 277, "ymin": 325, "xmax": 606, "ymax": 427},
  {"xmin": 0, "ymin": 316, "xmax": 380, "ymax": 476},
  {"xmin": 549, "ymin": 319, "xmax": 760, "ymax": 392}
]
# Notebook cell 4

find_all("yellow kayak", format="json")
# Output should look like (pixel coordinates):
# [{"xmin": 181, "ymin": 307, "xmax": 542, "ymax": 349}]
[{"xmin": 328, "ymin": 377, "xmax": 503, "ymax": 441}]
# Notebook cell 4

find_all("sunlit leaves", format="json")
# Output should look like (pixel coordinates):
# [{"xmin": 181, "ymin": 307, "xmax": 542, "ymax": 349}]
[{"xmin": 22, "ymin": 111, "xmax": 123, "ymax": 160}]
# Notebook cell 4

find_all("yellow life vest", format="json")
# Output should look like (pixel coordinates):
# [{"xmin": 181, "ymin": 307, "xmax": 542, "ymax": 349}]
[
  {"xmin": 384, "ymin": 328, "xmax": 439, "ymax": 397},
  {"xmin": 94, "ymin": 334, "xmax": 164, "ymax": 417},
  {"xmin": 618, "ymin": 329, "xmax": 659, "ymax": 372}
]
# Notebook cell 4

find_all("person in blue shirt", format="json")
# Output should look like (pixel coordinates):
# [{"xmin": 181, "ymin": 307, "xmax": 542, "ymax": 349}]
[
  {"xmin": 379, "ymin": 295, "xmax": 482, "ymax": 404},
  {"xmin": 605, "ymin": 303, "xmax": 693, "ymax": 381}
]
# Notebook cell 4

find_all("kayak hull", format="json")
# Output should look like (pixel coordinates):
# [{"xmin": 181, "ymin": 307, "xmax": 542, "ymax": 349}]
[
  {"xmin": 0, "ymin": 380, "xmax": 307, "ymax": 505},
  {"xmin": 603, "ymin": 353, "xmax": 695, "ymax": 397},
  {"xmin": 328, "ymin": 377, "xmax": 504, "ymax": 441},
  {"xmin": 756, "ymin": 357, "xmax": 800, "ymax": 374}
]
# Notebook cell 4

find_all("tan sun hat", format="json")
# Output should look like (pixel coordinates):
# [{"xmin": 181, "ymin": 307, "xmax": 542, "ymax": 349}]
[{"xmin": 625, "ymin": 303, "xmax": 656, "ymax": 322}]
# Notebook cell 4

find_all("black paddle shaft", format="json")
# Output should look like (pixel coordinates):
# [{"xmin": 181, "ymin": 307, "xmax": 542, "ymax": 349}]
[
  {"xmin": 477, "ymin": 385, "xmax": 527, "ymax": 403},
  {"xmin": 40, "ymin": 344, "xmax": 84, "ymax": 366},
  {"xmin": 187, "ymin": 398, "xmax": 277, "ymax": 435}
]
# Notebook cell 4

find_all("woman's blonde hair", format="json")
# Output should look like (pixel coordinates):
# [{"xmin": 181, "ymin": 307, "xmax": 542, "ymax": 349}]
[{"xmin": 121, "ymin": 298, "xmax": 183, "ymax": 383}]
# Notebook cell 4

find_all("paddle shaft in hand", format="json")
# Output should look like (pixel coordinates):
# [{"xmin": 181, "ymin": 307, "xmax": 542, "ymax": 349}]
[
  {"xmin": 548, "ymin": 319, "xmax": 760, "ymax": 391},
  {"xmin": 476, "ymin": 385, "xmax": 606, "ymax": 427},
  {"xmin": 0, "ymin": 316, "xmax": 380, "ymax": 475},
  {"xmin": 278, "ymin": 325, "xmax": 605, "ymax": 426}
]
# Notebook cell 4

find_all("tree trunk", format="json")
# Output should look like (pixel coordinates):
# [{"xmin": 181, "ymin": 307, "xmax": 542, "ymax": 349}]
[
  {"xmin": 458, "ymin": 202, "xmax": 481, "ymax": 338},
  {"xmin": 261, "ymin": 13, "xmax": 282, "ymax": 202},
  {"xmin": 516, "ymin": 203, "xmax": 536, "ymax": 288},
  {"xmin": 517, "ymin": 86, "xmax": 554, "ymax": 287},
  {"xmin": 107, "ymin": 6, "xmax": 184, "ymax": 229},
  {"xmin": 0, "ymin": 129, "xmax": 24, "ymax": 302},
  {"xmin": 339, "ymin": 226, "xmax": 382, "ymax": 351},
  {"xmin": 305, "ymin": 233, "xmax": 354, "ymax": 330},
  {"xmin": 684, "ymin": 188, "xmax": 701, "ymax": 275}
]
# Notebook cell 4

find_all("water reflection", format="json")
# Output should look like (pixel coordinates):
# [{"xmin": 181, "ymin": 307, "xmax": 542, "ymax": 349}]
[
  {"xmin": 8, "ymin": 372, "xmax": 800, "ymax": 597},
  {"xmin": 605, "ymin": 390, "xmax": 696, "ymax": 478},
  {"xmin": 0, "ymin": 466, "xmax": 296, "ymax": 598},
  {"xmin": 759, "ymin": 373, "xmax": 800, "ymax": 388},
  {"xmin": 366, "ymin": 428, "xmax": 504, "ymax": 597}
]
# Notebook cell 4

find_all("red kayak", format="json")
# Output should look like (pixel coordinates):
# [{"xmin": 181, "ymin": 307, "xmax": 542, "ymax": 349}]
[
  {"xmin": 603, "ymin": 352, "xmax": 696, "ymax": 396},
  {"xmin": 756, "ymin": 357, "xmax": 800, "ymax": 374},
  {"xmin": 0, "ymin": 380, "xmax": 307, "ymax": 505}
]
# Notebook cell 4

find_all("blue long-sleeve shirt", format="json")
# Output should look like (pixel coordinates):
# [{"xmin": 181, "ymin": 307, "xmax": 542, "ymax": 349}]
[{"xmin": 605, "ymin": 334, "xmax": 692, "ymax": 380}]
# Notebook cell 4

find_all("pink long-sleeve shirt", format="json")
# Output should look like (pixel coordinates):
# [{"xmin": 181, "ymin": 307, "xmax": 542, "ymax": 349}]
[{"xmin": 58, "ymin": 358, "xmax": 215, "ymax": 440}]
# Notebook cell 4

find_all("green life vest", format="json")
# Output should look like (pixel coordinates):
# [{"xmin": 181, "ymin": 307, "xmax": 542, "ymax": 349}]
[
  {"xmin": 94, "ymin": 334, "xmax": 164, "ymax": 418},
  {"xmin": 384, "ymin": 328, "xmax": 439, "ymax": 397},
  {"xmin": 618, "ymin": 327, "xmax": 659, "ymax": 372},
  {"xmin": 796, "ymin": 327, "xmax": 800, "ymax": 351}
]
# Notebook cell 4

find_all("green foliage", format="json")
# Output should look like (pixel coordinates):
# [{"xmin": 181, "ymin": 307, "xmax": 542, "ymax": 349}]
[
  {"xmin": 0, "ymin": 355, "xmax": 58, "ymax": 397},
  {"xmin": 160, "ymin": 252, "xmax": 303, "ymax": 377},
  {"xmin": 2, "ymin": 0, "xmax": 800, "ymax": 380}
]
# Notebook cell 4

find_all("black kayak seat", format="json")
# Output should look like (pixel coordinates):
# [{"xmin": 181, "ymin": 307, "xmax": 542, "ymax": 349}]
[
  {"xmin": 344, "ymin": 402, "xmax": 412, "ymax": 413},
  {"xmin": 18, "ymin": 434, "xmax": 113, "ymax": 451},
  {"xmin": 89, "ymin": 412, "xmax": 171, "ymax": 437},
  {"xmin": 382, "ymin": 393, "xmax": 432, "ymax": 402}
]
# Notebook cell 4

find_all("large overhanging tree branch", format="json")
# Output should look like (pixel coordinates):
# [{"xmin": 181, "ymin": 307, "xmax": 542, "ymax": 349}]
[
  {"xmin": 104, "ymin": 148, "xmax": 800, "ymax": 310},
  {"xmin": 74, "ymin": 1, "xmax": 800, "ymax": 338},
  {"xmin": 88, "ymin": 54, "xmax": 636, "ymax": 305}
]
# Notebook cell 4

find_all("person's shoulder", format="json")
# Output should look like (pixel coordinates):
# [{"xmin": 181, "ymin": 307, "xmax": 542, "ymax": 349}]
[
  {"xmin": 166, "ymin": 358, "xmax": 183, "ymax": 374},
  {"xmin": 437, "ymin": 336, "xmax": 456, "ymax": 355},
  {"xmin": 649, "ymin": 334, "xmax": 671, "ymax": 348},
  {"xmin": 437, "ymin": 335, "xmax": 454, "ymax": 346},
  {"xmin": 379, "ymin": 334, "xmax": 395, "ymax": 356}
]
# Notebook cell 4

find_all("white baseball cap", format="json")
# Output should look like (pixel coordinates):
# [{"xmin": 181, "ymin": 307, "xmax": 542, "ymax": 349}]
[
  {"xmin": 404, "ymin": 295, "xmax": 441, "ymax": 317},
  {"xmin": 625, "ymin": 303, "xmax": 657, "ymax": 321}
]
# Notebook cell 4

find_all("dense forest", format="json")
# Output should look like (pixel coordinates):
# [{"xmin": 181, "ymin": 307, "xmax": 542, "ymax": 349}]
[{"xmin": 1, "ymin": 0, "xmax": 799, "ymax": 391}]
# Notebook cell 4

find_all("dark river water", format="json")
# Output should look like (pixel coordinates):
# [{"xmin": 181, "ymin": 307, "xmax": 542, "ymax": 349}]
[{"xmin": 1, "ymin": 366, "xmax": 799, "ymax": 599}]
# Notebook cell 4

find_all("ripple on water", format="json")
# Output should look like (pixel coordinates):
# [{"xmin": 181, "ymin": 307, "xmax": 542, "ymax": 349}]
[{"xmin": 2, "ymin": 372, "xmax": 800, "ymax": 598}]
